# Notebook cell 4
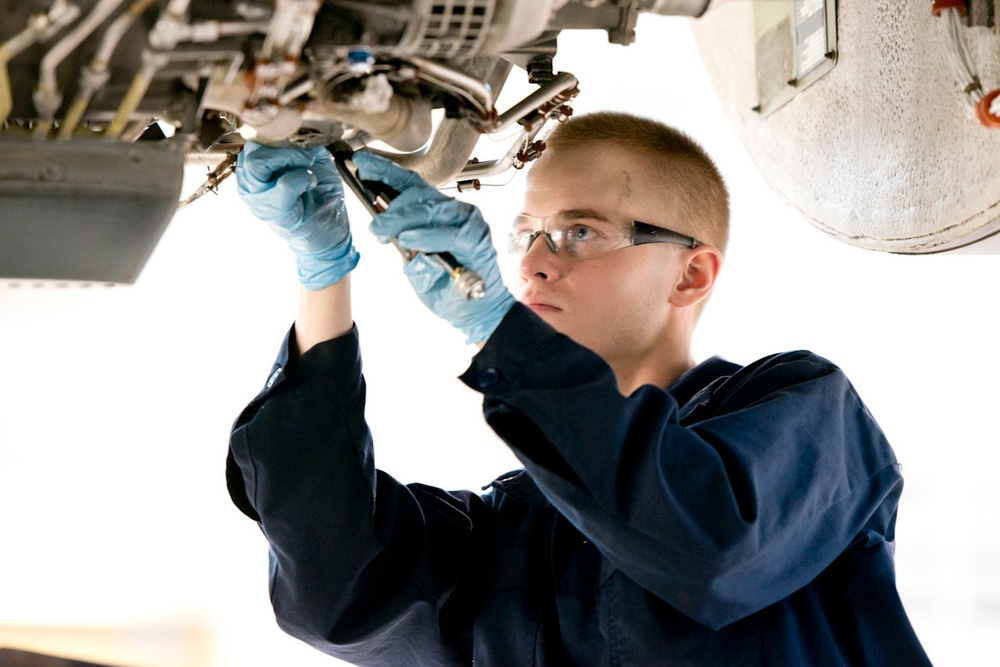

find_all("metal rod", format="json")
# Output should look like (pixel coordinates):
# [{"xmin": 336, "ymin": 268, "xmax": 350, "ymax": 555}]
[
  {"xmin": 490, "ymin": 71, "xmax": 578, "ymax": 133},
  {"xmin": 329, "ymin": 146, "xmax": 485, "ymax": 300}
]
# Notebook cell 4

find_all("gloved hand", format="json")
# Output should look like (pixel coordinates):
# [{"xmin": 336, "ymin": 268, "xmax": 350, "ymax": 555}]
[
  {"xmin": 353, "ymin": 151, "xmax": 515, "ymax": 344},
  {"xmin": 236, "ymin": 141, "xmax": 359, "ymax": 290}
]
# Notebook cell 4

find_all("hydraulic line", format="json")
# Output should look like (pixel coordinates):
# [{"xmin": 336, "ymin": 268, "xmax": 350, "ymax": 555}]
[
  {"xmin": 147, "ymin": 0, "xmax": 194, "ymax": 49},
  {"xmin": 60, "ymin": 0, "xmax": 263, "ymax": 138},
  {"xmin": 0, "ymin": 2, "xmax": 81, "ymax": 126},
  {"xmin": 106, "ymin": 49, "xmax": 245, "ymax": 139},
  {"xmin": 488, "ymin": 71, "xmax": 578, "ymax": 133},
  {"xmin": 104, "ymin": 49, "xmax": 167, "ymax": 138},
  {"xmin": 33, "ymin": 0, "xmax": 126, "ymax": 137},
  {"xmin": 59, "ymin": 0, "xmax": 156, "ymax": 138},
  {"xmin": 408, "ymin": 56, "xmax": 495, "ymax": 119}
]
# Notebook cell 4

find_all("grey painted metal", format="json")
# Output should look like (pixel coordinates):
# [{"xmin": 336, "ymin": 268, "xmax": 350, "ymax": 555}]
[{"xmin": 0, "ymin": 137, "xmax": 185, "ymax": 283}]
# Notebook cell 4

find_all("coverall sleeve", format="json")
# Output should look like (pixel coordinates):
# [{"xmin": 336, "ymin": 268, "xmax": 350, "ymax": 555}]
[
  {"xmin": 227, "ymin": 325, "xmax": 486, "ymax": 666},
  {"xmin": 460, "ymin": 304, "xmax": 903, "ymax": 631}
]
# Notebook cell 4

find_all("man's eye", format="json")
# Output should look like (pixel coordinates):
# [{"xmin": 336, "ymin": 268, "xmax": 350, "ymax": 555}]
[{"xmin": 567, "ymin": 224, "xmax": 598, "ymax": 241}]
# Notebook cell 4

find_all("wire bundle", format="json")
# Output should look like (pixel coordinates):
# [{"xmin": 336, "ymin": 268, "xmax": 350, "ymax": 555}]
[{"xmin": 932, "ymin": 0, "xmax": 1000, "ymax": 128}]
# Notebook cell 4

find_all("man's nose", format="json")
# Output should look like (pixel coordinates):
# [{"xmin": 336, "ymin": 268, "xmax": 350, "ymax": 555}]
[
  {"xmin": 519, "ymin": 230, "xmax": 561, "ymax": 282},
  {"xmin": 525, "ymin": 231, "xmax": 559, "ymax": 255}
]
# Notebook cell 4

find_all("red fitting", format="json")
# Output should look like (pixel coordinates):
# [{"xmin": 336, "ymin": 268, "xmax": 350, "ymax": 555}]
[
  {"xmin": 976, "ymin": 90, "xmax": 1000, "ymax": 129},
  {"xmin": 932, "ymin": 0, "xmax": 967, "ymax": 17}
]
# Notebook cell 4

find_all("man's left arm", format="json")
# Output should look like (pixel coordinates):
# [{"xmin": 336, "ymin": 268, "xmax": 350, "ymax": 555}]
[{"xmin": 462, "ymin": 304, "xmax": 904, "ymax": 631}]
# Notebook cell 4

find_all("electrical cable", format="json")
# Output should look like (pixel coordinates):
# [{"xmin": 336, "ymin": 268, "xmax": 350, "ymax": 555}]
[{"xmin": 932, "ymin": 0, "xmax": 1000, "ymax": 128}]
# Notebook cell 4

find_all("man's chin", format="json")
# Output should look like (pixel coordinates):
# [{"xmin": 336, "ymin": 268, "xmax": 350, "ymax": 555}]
[
  {"xmin": 531, "ymin": 308, "xmax": 563, "ymax": 330},
  {"xmin": 537, "ymin": 316, "xmax": 595, "ymax": 352}
]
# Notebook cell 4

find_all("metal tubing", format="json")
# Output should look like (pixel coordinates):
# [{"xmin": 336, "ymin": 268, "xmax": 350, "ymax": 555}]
[
  {"xmin": 34, "ymin": 0, "xmax": 126, "ymax": 135},
  {"xmin": 408, "ymin": 56, "xmax": 495, "ymax": 116},
  {"xmin": 490, "ymin": 71, "xmax": 578, "ymax": 133},
  {"xmin": 0, "ymin": 3, "xmax": 81, "ymax": 126},
  {"xmin": 60, "ymin": 0, "xmax": 155, "ymax": 138},
  {"xmin": 105, "ymin": 50, "xmax": 166, "ymax": 138}
]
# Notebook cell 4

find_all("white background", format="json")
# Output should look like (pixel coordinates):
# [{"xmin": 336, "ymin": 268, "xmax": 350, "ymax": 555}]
[{"xmin": 2, "ymin": 15, "xmax": 998, "ymax": 667}]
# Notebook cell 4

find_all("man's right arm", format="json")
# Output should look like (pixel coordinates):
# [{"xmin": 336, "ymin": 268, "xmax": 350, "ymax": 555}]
[
  {"xmin": 294, "ymin": 277, "xmax": 353, "ymax": 356},
  {"xmin": 227, "ymin": 319, "xmax": 483, "ymax": 664},
  {"xmin": 229, "ymin": 144, "xmax": 483, "ymax": 664}
]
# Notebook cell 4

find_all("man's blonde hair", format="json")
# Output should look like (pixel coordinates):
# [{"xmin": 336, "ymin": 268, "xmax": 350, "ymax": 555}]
[{"xmin": 542, "ymin": 112, "xmax": 730, "ymax": 252}]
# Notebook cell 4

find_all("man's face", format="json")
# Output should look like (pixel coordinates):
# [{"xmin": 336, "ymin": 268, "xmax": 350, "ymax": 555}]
[{"xmin": 515, "ymin": 145, "xmax": 690, "ymax": 366}]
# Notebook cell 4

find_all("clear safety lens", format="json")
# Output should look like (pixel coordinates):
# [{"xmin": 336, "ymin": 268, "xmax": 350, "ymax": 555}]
[
  {"xmin": 507, "ymin": 214, "xmax": 632, "ymax": 259},
  {"xmin": 507, "ymin": 213, "xmax": 702, "ymax": 259}
]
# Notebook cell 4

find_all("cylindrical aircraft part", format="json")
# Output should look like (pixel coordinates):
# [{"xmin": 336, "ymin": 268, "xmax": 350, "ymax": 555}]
[
  {"xmin": 389, "ymin": 56, "xmax": 512, "ymax": 185},
  {"xmin": 642, "ymin": 0, "xmax": 711, "ymax": 17},
  {"xmin": 308, "ymin": 94, "xmax": 433, "ymax": 152}
]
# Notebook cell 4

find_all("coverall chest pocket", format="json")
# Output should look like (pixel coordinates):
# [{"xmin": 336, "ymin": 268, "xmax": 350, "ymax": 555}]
[{"xmin": 473, "ymin": 544, "xmax": 564, "ymax": 666}]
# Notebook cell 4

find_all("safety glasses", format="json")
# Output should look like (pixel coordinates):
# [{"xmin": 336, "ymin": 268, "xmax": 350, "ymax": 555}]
[{"xmin": 507, "ymin": 212, "xmax": 702, "ymax": 260}]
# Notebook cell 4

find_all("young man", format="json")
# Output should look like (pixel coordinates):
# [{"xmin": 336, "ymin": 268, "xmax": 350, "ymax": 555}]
[{"xmin": 227, "ymin": 112, "xmax": 931, "ymax": 665}]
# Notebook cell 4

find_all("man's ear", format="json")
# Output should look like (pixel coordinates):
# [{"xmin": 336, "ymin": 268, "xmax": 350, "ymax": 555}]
[{"xmin": 670, "ymin": 246, "xmax": 723, "ymax": 308}]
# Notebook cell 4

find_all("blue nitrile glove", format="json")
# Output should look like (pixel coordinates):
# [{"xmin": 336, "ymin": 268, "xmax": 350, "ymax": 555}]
[
  {"xmin": 353, "ymin": 151, "xmax": 515, "ymax": 344},
  {"xmin": 236, "ymin": 141, "xmax": 359, "ymax": 290}
]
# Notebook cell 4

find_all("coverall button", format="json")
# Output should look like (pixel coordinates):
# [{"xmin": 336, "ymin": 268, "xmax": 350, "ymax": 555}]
[
  {"xmin": 266, "ymin": 367, "xmax": 285, "ymax": 389},
  {"xmin": 479, "ymin": 368, "xmax": 500, "ymax": 387}
]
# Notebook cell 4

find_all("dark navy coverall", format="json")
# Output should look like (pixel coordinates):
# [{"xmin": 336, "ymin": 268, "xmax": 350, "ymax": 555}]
[{"xmin": 227, "ymin": 303, "xmax": 932, "ymax": 666}]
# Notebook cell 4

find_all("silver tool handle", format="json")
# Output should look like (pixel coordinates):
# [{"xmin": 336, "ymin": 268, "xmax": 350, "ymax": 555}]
[{"xmin": 330, "ymin": 147, "xmax": 486, "ymax": 301}]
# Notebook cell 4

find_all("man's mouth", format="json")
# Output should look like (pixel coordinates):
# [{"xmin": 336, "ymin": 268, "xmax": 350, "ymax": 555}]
[{"xmin": 522, "ymin": 293, "xmax": 562, "ymax": 313}]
